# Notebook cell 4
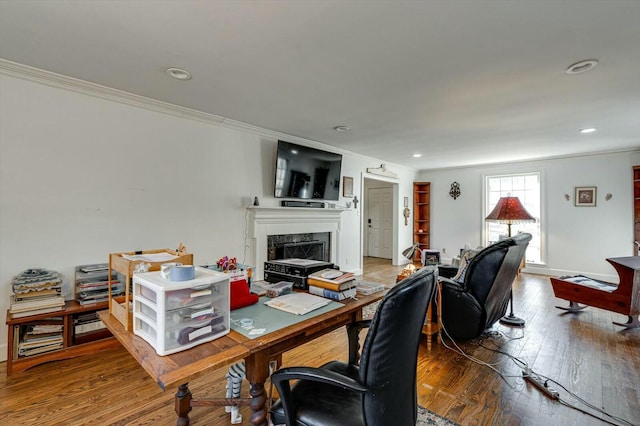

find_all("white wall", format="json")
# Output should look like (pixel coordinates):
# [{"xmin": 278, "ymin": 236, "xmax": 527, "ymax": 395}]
[
  {"xmin": 0, "ymin": 70, "xmax": 417, "ymax": 360},
  {"xmin": 419, "ymin": 151, "xmax": 640, "ymax": 280}
]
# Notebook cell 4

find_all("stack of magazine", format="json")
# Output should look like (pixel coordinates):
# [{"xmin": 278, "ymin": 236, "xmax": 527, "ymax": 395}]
[
  {"xmin": 9, "ymin": 268, "xmax": 65, "ymax": 318},
  {"xmin": 307, "ymin": 269, "xmax": 357, "ymax": 301},
  {"xmin": 73, "ymin": 311, "xmax": 109, "ymax": 344},
  {"xmin": 15, "ymin": 323, "xmax": 64, "ymax": 358},
  {"xmin": 75, "ymin": 263, "xmax": 123, "ymax": 306}
]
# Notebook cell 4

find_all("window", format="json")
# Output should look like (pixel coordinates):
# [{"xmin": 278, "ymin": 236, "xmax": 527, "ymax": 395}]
[{"xmin": 485, "ymin": 173, "xmax": 542, "ymax": 264}]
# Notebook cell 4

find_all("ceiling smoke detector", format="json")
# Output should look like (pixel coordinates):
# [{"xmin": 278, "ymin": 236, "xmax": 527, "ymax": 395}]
[
  {"xmin": 566, "ymin": 59, "xmax": 599, "ymax": 75},
  {"xmin": 166, "ymin": 67, "xmax": 192, "ymax": 80}
]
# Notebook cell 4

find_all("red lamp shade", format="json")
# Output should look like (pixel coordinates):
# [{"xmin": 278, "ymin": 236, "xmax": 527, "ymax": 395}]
[{"xmin": 485, "ymin": 196, "xmax": 535, "ymax": 237}]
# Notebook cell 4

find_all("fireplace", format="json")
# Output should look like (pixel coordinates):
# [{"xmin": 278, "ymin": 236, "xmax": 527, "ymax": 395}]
[
  {"xmin": 248, "ymin": 207, "xmax": 345, "ymax": 280},
  {"xmin": 267, "ymin": 232, "xmax": 331, "ymax": 262}
]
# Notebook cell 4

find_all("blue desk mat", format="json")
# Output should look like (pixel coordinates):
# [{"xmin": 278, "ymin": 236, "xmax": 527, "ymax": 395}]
[{"xmin": 230, "ymin": 296, "xmax": 343, "ymax": 339}]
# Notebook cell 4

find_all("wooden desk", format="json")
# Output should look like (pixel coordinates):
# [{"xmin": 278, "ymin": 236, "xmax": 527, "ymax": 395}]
[{"xmin": 99, "ymin": 290, "xmax": 385, "ymax": 426}]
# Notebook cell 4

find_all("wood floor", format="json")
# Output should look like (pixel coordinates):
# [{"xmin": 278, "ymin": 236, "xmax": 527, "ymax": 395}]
[{"xmin": 1, "ymin": 257, "xmax": 638, "ymax": 425}]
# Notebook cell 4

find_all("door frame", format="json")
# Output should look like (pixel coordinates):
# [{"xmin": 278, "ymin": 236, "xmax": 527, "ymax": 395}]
[{"xmin": 360, "ymin": 174, "xmax": 400, "ymax": 270}]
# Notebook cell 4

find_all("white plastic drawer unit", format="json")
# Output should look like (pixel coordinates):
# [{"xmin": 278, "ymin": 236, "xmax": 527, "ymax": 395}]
[{"xmin": 132, "ymin": 267, "xmax": 230, "ymax": 356}]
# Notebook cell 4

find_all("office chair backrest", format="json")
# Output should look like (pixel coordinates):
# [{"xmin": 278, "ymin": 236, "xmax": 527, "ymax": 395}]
[
  {"xmin": 358, "ymin": 267, "xmax": 437, "ymax": 426},
  {"xmin": 463, "ymin": 233, "xmax": 532, "ymax": 327}
]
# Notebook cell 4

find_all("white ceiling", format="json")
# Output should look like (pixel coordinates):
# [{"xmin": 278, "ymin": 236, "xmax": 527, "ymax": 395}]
[{"xmin": 1, "ymin": 0, "xmax": 639, "ymax": 170}]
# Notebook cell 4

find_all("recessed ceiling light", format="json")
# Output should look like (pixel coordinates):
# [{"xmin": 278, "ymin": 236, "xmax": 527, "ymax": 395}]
[
  {"xmin": 566, "ymin": 59, "xmax": 598, "ymax": 75},
  {"xmin": 412, "ymin": 154, "xmax": 422, "ymax": 158},
  {"xmin": 166, "ymin": 67, "xmax": 192, "ymax": 80},
  {"xmin": 333, "ymin": 126, "xmax": 350, "ymax": 132},
  {"xmin": 579, "ymin": 127, "xmax": 597, "ymax": 134}
]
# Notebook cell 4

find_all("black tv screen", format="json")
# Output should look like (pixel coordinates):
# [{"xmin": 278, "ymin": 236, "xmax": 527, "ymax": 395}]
[{"xmin": 274, "ymin": 140, "xmax": 342, "ymax": 201}]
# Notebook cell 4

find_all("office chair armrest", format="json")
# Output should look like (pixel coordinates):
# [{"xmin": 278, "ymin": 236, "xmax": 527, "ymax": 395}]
[
  {"xmin": 439, "ymin": 277, "xmax": 463, "ymax": 290},
  {"xmin": 271, "ymin": 366, "xmax": 368, "ymax": 392},
  {"xmin": 347, "ymin": 320, "xmax": 371, "ymax": 364},
  {"xmin": 271, "ymin": 366, "xmax": 369, "ymax": 426}
]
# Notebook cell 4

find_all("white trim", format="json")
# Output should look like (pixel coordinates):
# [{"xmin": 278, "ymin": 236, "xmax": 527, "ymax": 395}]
[
  {"xmin": 523, "ymin": 266, "xmax": 617, "ymax": 283},
  {"xmin": 482, "ymin": 170, "xmax": 545, "ymax": 264},
  {"xmin": 0, "ymin": 59, "xmax": 225, "ymax": 125},
  {"xmin": 0, "ymin": 59, "xmax": 417, "ymax": 175},
  {"xmin": 248, "ymin": 207, "xmax": 346, "ymax": 281}
]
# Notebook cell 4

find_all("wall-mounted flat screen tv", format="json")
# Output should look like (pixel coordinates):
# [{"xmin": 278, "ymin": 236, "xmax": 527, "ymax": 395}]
[{"xmin": 274, "ymin": 140, "xmax": 342, "ymax": 201}]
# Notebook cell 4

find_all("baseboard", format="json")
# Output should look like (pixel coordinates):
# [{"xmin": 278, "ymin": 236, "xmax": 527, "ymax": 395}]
[{"xmin": 522, "ymin": 265, "xmax": 618, "ymax": 283}]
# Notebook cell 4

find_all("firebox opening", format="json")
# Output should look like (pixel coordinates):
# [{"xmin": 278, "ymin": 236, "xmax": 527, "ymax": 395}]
[{"xmin": 267, "ymin": 233, "xmax": 331, "ymax": 262}]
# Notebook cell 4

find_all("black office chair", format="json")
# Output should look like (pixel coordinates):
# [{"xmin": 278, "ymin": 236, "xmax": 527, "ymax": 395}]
[
  {"xmin": 269, "ymin": 267, "xmax": 437, "ymax": 426},
  {"xmin": 440, "ymin": 233, "xmax": 532, "ymax": 340}
]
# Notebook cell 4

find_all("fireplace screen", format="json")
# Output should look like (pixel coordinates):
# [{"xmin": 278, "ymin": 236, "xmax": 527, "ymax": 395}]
[{"xmin": 268, "ymin": 233, "xmax": 330, "ymax": 262}]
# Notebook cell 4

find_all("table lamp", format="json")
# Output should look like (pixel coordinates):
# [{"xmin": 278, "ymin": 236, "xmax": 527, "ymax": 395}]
[
  {"xmin": 485, "ymin": 195, "xmax": 535, "ymax": 326},
  {"xmin": 402, "ymin": 242, "xmax": 424, "ymax": 265}
]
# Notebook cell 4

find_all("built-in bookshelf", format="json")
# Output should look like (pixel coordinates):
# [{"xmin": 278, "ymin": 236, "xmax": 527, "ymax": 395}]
[
  {"xmin": 413, "ymin": 182, "xmax": 431, "ymax": 262},
  {"xmin": 634, "ymin": 165, "xmax": 640, "ymax": 255}
]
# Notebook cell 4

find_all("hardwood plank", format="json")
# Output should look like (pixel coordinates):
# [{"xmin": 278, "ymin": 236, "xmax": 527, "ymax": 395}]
[{"xmin": 1, "ymin": 257, "xmax": 638, "ymax": 426}]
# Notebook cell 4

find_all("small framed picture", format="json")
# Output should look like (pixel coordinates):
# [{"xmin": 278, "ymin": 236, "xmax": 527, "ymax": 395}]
[
  {"xmin": 575, "ymin": 186, "xmax": 596, "ymax": 207},
  {"xmin": 422, "ymin": 249, "xmax": 441, "ymax": 266},
  {"xmin": 343, "ymin": 176, "xmax": 354, "ymax": 198}
]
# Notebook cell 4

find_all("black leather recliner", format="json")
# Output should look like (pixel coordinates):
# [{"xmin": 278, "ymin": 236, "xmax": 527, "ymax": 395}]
[
  {"xmin": 440, "ymin": 233, "xmax": 532, "ymax": 340},
  {"xmin": 269, "ymin": 267, "xmax": 437, "ymax": 426}
]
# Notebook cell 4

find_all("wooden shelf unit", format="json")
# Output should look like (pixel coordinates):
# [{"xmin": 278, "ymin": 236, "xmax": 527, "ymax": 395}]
[
  {"xmin": 109, "ymin": 249, "xmax": 193, "ymax": 331},
  {"xmin": 634, "ymin": 165, "xmax": 640, "ymax": 256},
  {"xmin": 413, "ymin": 182, "xmax": 431, "ymax": 263},
  {"xmin": 5, "ymin": 300, "xmax": 119, "ymax": 375}
]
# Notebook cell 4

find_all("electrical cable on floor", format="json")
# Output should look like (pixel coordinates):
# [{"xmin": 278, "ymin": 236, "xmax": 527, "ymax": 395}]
[
  {"xmin": 439, "ymin": 322, "xmax": 522, "ymax": 388},
  {"xmin": 435, "ymin": 285, "xmax": 634, "ymax": 426},
  {"xmin": 474, "ymin": 331, "xmax": 635, "ymax": 426}
]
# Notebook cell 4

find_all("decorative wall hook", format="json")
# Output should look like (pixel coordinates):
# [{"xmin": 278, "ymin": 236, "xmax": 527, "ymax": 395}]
[
  {"xmin": 564, "ymin": 194, "xmax": 570, "ymax": 201},
  {"xmin": 449, "ymin": 182, "xmax": 461, "ymax": 200},
  {"xmin": 366, "ymin": 164, "xmax": 398, "ymax": 179},
  {"xmin": 605, "ymin": 193, "xmax": 612, "ymax": 201}
]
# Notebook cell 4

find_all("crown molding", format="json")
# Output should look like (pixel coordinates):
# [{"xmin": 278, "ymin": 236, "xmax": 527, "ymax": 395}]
[
  {"xmin": 0, "ymin": 59, "xmax": 225, "ymax": 124},
  {"xmin": 0, "ymin": 59, "xmax": 418, "ymax": 174}
]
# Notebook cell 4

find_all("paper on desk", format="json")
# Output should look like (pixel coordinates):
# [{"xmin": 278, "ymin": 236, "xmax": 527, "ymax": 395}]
[
  {"xmin": 121, "ymin": 253, "xmax": 178, "ymax": 262},
  {"xmin": 264, "ymin": 292, "xmax": 331, "ymax": 315}
]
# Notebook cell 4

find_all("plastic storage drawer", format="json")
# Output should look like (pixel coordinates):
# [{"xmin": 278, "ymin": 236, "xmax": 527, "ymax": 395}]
[{"xmin": 132, "ymin": 267, "xmax": 230, "ymax": 356}]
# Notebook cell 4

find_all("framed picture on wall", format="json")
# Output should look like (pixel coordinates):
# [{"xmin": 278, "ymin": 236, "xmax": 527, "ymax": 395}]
[
  {"xmin": 343, "ymin": 176, "xmax": 354, "ymax": 198},
  {"xmin": 575, "ymin": 186, "xmax": 596, "ymax": 207}
]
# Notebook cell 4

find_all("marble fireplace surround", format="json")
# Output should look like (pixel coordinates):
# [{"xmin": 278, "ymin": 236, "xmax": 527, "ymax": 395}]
[{"xmin": 248, "ymin": 206, "xmax": 346, "ymax": 281}]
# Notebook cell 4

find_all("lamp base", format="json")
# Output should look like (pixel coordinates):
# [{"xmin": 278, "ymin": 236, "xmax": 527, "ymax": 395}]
[{"xmin": 499, "ymin": 314, "xmax": 525, "ymax": 327}]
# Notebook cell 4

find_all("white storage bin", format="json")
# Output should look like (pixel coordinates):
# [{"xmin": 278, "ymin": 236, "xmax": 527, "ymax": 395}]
[{"xmin": 133, "ymin": 267, "xmax": 230, "ymax": 356}]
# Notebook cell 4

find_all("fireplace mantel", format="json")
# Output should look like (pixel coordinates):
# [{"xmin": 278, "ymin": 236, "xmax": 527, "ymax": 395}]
[{"xmin": 248, "ymin": 206, "xmax": 347, "ymax": 280}]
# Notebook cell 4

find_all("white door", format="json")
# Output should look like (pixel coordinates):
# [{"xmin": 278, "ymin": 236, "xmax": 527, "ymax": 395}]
[{"xmin": 367, "ymin": 187, "xmax": 393, "ymax": 258}]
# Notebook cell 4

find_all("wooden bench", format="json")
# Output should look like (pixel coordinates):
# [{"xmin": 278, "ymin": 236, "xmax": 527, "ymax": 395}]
[{"xmin": 549, "ymin": 256, "xmax": 640, "ymax": 329}]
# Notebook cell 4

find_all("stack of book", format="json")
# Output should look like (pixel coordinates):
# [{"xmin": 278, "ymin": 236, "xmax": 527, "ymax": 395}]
[
  {"xmin": 15, "ymin": 323, "xmax": 64, "ymax": 357},
  {"xmin": 9, "ymin": 268, "xmax": 65, "ymax": 318},
  {"xmin": 73, "ymin": 311, "xmax": 109, "ymax": 344},
  {"xmin": 75, "ymin": 263, "xmax": 123, "ymax": 306},
  {"xmin": 307, "ymin": 269, "xmax": 357, "ymax": 301}
]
